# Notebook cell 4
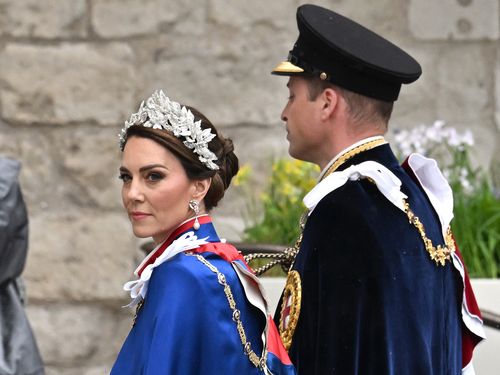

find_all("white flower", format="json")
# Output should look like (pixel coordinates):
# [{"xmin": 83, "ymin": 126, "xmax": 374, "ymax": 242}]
[
  {"xmin": 447, "ymin": 127, "xmax": 461, "ymax": 147},
  {"xmin": 392, "ymin": 120, "xmax": 477, "ymax": 192},
  {"xmin": 462, "ymin": 130, "xmax": 474, "ymax": 147}
]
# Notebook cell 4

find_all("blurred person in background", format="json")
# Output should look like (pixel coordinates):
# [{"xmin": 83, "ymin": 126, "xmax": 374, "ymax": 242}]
[{"xmin": 0, "ymin": 156, "xmax": 44, "ymax": 375}]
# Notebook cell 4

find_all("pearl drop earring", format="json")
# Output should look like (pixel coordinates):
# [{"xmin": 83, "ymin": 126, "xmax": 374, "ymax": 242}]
[{"xmin": 189, "ymin": 200, "xmax": 200, "ymax": 230}]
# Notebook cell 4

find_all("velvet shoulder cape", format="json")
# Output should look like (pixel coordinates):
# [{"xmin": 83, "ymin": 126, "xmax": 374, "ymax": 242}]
[{"xmin": 280, "ymin": 144, "xmax": 484, "ymax": 375}]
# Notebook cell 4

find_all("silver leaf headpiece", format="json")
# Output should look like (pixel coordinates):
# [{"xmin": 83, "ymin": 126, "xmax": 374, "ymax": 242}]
[{"xmin": 119, "ymin": 90, "xmax": 219, "ymax": 170}]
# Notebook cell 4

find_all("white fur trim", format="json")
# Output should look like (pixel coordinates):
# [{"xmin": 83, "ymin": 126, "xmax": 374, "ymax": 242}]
[
  {"xmin": 462, "ymin": 360, "xmax": 476, "ymax": 375},
  {"xmin": 406, "ymin": 154, "xmax": 486, "ymax": 347},
  {"xmin": 451, "ymin": 252, "xmax": 487, "ymax": 339},
  {"xmin": 123, "ymin": 231, "xmax": 209, "ymax": 307},
  {"xmin": 407, "ymin": 154, "xmax": 454, "ymax": 239},
  {"xmin": 232, "ymin": 261, "xmax": 270, "ymax": 351},
  {"xmin": 304, "ymin": 161, "xmax": 407, "ymax": 214}
]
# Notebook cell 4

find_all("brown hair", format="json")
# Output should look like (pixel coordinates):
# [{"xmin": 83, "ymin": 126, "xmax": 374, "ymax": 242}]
[
  {"xmin": 305, "ymin": 76, "xmax": 394, "ymax": 128},
  {"xmin": 123, "ymin": 106, "xmax": 239, "ymax": 211}
]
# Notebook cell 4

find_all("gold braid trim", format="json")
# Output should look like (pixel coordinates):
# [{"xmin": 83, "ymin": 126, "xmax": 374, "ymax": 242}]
[
  {"xmin": 404, "ymin": 201, "xmax": 455, "ymax": 266},
  {"xmin": 321, "ymin": 138, "xmax": 388, "ymax": 180},
  {"xmin": 188, "ymin": 253, "xmax": 268, "ymax": 371}
]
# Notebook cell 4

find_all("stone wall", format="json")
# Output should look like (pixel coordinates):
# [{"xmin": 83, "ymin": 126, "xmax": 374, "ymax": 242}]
[{"xmin": 0, "ymin": 0, "xmax": 498, "ymax": 373}]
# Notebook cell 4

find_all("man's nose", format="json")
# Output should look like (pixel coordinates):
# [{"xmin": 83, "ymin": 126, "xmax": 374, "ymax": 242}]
[{"xmin": 281, "ymin": 107, "xmax": 288, "ymax": 122}]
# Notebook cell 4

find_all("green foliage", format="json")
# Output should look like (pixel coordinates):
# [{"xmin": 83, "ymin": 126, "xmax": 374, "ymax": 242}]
[
  {"xmin": 235, "ymin": 158, "xmax": 318, "ymax": 276},
  {"xmin": 451, "ymin": 178, "xmax": 500, "ymax": 278},
  {"xmin": 242, "ymin": 158, "xmax": 319, "ymax": 246}
]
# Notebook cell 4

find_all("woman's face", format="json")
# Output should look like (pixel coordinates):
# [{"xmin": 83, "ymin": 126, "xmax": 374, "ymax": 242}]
[{"xmin": 120, "ymin": 136, "xmax": 200, "ymax": 244}]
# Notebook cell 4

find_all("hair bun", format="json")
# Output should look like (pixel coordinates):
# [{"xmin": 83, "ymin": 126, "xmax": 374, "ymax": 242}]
[
  {"xmin": 170, "ymin": 104, "xmax": 240, "ymax": 210},
  {"xmin": 222, "ymin": 137, "xmax": 235, "ymax": 155},
  {"xmin": 218, "ymin": 136, "xmax": 239, "ymax": 190}
]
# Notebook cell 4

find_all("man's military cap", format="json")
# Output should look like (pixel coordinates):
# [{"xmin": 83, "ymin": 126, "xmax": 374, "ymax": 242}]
[{"xmin": 272, "ymin": 4, "xmax": 422, "ymax": 101}]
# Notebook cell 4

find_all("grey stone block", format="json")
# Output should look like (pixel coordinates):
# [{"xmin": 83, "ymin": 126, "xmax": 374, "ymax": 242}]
[
  {"xmin": 0, "ymin": 0, "xmax": 87, "ymax": 38},
  {"xmin": 56, "ymin": 127, "xmax": 125, "ymax": 210},
  {"xmin": 142, "ymin": 52, "xmax": 289, "ymax": 126},
  {"xmin": 434, "ymin": 45, "xmax": 491, "ymax": 123},
  {"xmin": 24, "ymin": 212, "xmax": 139, "ymax": 301},
  {"xmin": 0, "ymin": 43, "xmax": 136, "ymax": 124},
  {"xmin": 409, "ymin": 0, "xmax": 500, "ymax": 40},
  {"xmin": 208, "ymin": 0, "xmax": 297, "ymax": 31},
  {"xmin": 0, "ymin": 127, "xmax": 124, "ymax": 213},
  {"xmin": 91, "ymin": 0, "xmax": 206, "ymax": 37},
  {"xmin": 26, "ymin": 303, "xmax": 131, "ymax": 367},
  {"xmin": 390, "ymin": 44, "xmax": 440, "ymax": 128},
  {"xmin": 496, "ymin": 47, "xmax": 500, "ymax": 131}
]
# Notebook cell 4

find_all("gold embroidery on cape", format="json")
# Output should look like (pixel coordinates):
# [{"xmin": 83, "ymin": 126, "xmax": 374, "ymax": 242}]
[
  {"xmin": 404, "ymin": 201, "xmax": 455, "ymax": 266},
  {"xmin": 187, "ymin": 253, "xmax": 268, "ymax": 371},
  {"xmin": 132, "ymin": 299, "xmax": 144, "ymax": 326},
  {"xmin": 279, "ymin": 271, "xmax": 302, "ymax": 351}
]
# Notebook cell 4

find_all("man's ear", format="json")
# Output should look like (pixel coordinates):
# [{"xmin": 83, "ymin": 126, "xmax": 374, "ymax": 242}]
[
  {"xmin": 320, "ymin": 87, "xmax": 338, "ymax": 120},
  {"xmin": 191, "ymin": 178, "xmax": 211, "ymax": 201}
]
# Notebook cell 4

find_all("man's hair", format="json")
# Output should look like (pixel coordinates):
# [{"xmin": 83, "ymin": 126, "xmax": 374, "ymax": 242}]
[{"xmin": 305, "ymin": 76, "xmax": 394, "ymax": 128}]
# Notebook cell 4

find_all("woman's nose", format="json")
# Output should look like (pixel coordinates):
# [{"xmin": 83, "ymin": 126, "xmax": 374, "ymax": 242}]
[{"xmin": 127, "ymin": 180, "xmax": 144, "ymax": 202}]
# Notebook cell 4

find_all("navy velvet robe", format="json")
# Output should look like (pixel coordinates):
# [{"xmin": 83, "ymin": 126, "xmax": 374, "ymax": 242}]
[{"xmin": 281, "ymin": 144, "xmax": 463, "ymax": 374}]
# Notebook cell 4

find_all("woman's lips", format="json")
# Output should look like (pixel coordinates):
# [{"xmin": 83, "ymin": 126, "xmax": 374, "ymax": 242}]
[{"xmin": 130, "ymin": 212, "xmax": 151, "ymax": 220}]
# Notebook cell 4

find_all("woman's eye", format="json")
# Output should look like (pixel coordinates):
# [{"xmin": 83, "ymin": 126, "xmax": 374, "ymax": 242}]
[
  {"xmin": 147, "ymin": 172, "xmax": 164, "ymax": 182},
  {"xmin": 118, "ymin": 173, "xmax": 131, "ymax": 183}
]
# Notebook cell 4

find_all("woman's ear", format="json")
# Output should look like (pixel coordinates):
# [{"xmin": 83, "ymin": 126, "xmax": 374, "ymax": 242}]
[
  {"xmin": 320, "ymin": 87, "xmax": 338, "ymax": 120},
  {"xmin": 191, "ymin": 178, "xmax": 211, "ymax": 201}
]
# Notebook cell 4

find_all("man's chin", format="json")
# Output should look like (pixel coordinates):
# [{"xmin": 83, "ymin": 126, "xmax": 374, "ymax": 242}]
[
  {"xmin": 288, "ymin": 145, "xmax": 301, "ymax": 160},
  {"xmin": 288, "ymin": 148, "xmax": 313, "ymax": 164}
]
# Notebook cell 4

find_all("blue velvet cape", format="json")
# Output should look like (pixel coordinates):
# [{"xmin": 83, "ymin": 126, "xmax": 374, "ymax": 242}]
[
  {"xmin": 112, "ymin": 220, "xmax": 295, "ymax": 375},
  {"xmin": 278, "ymin": 144, "xmax": 463, "ymax": 375}
]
